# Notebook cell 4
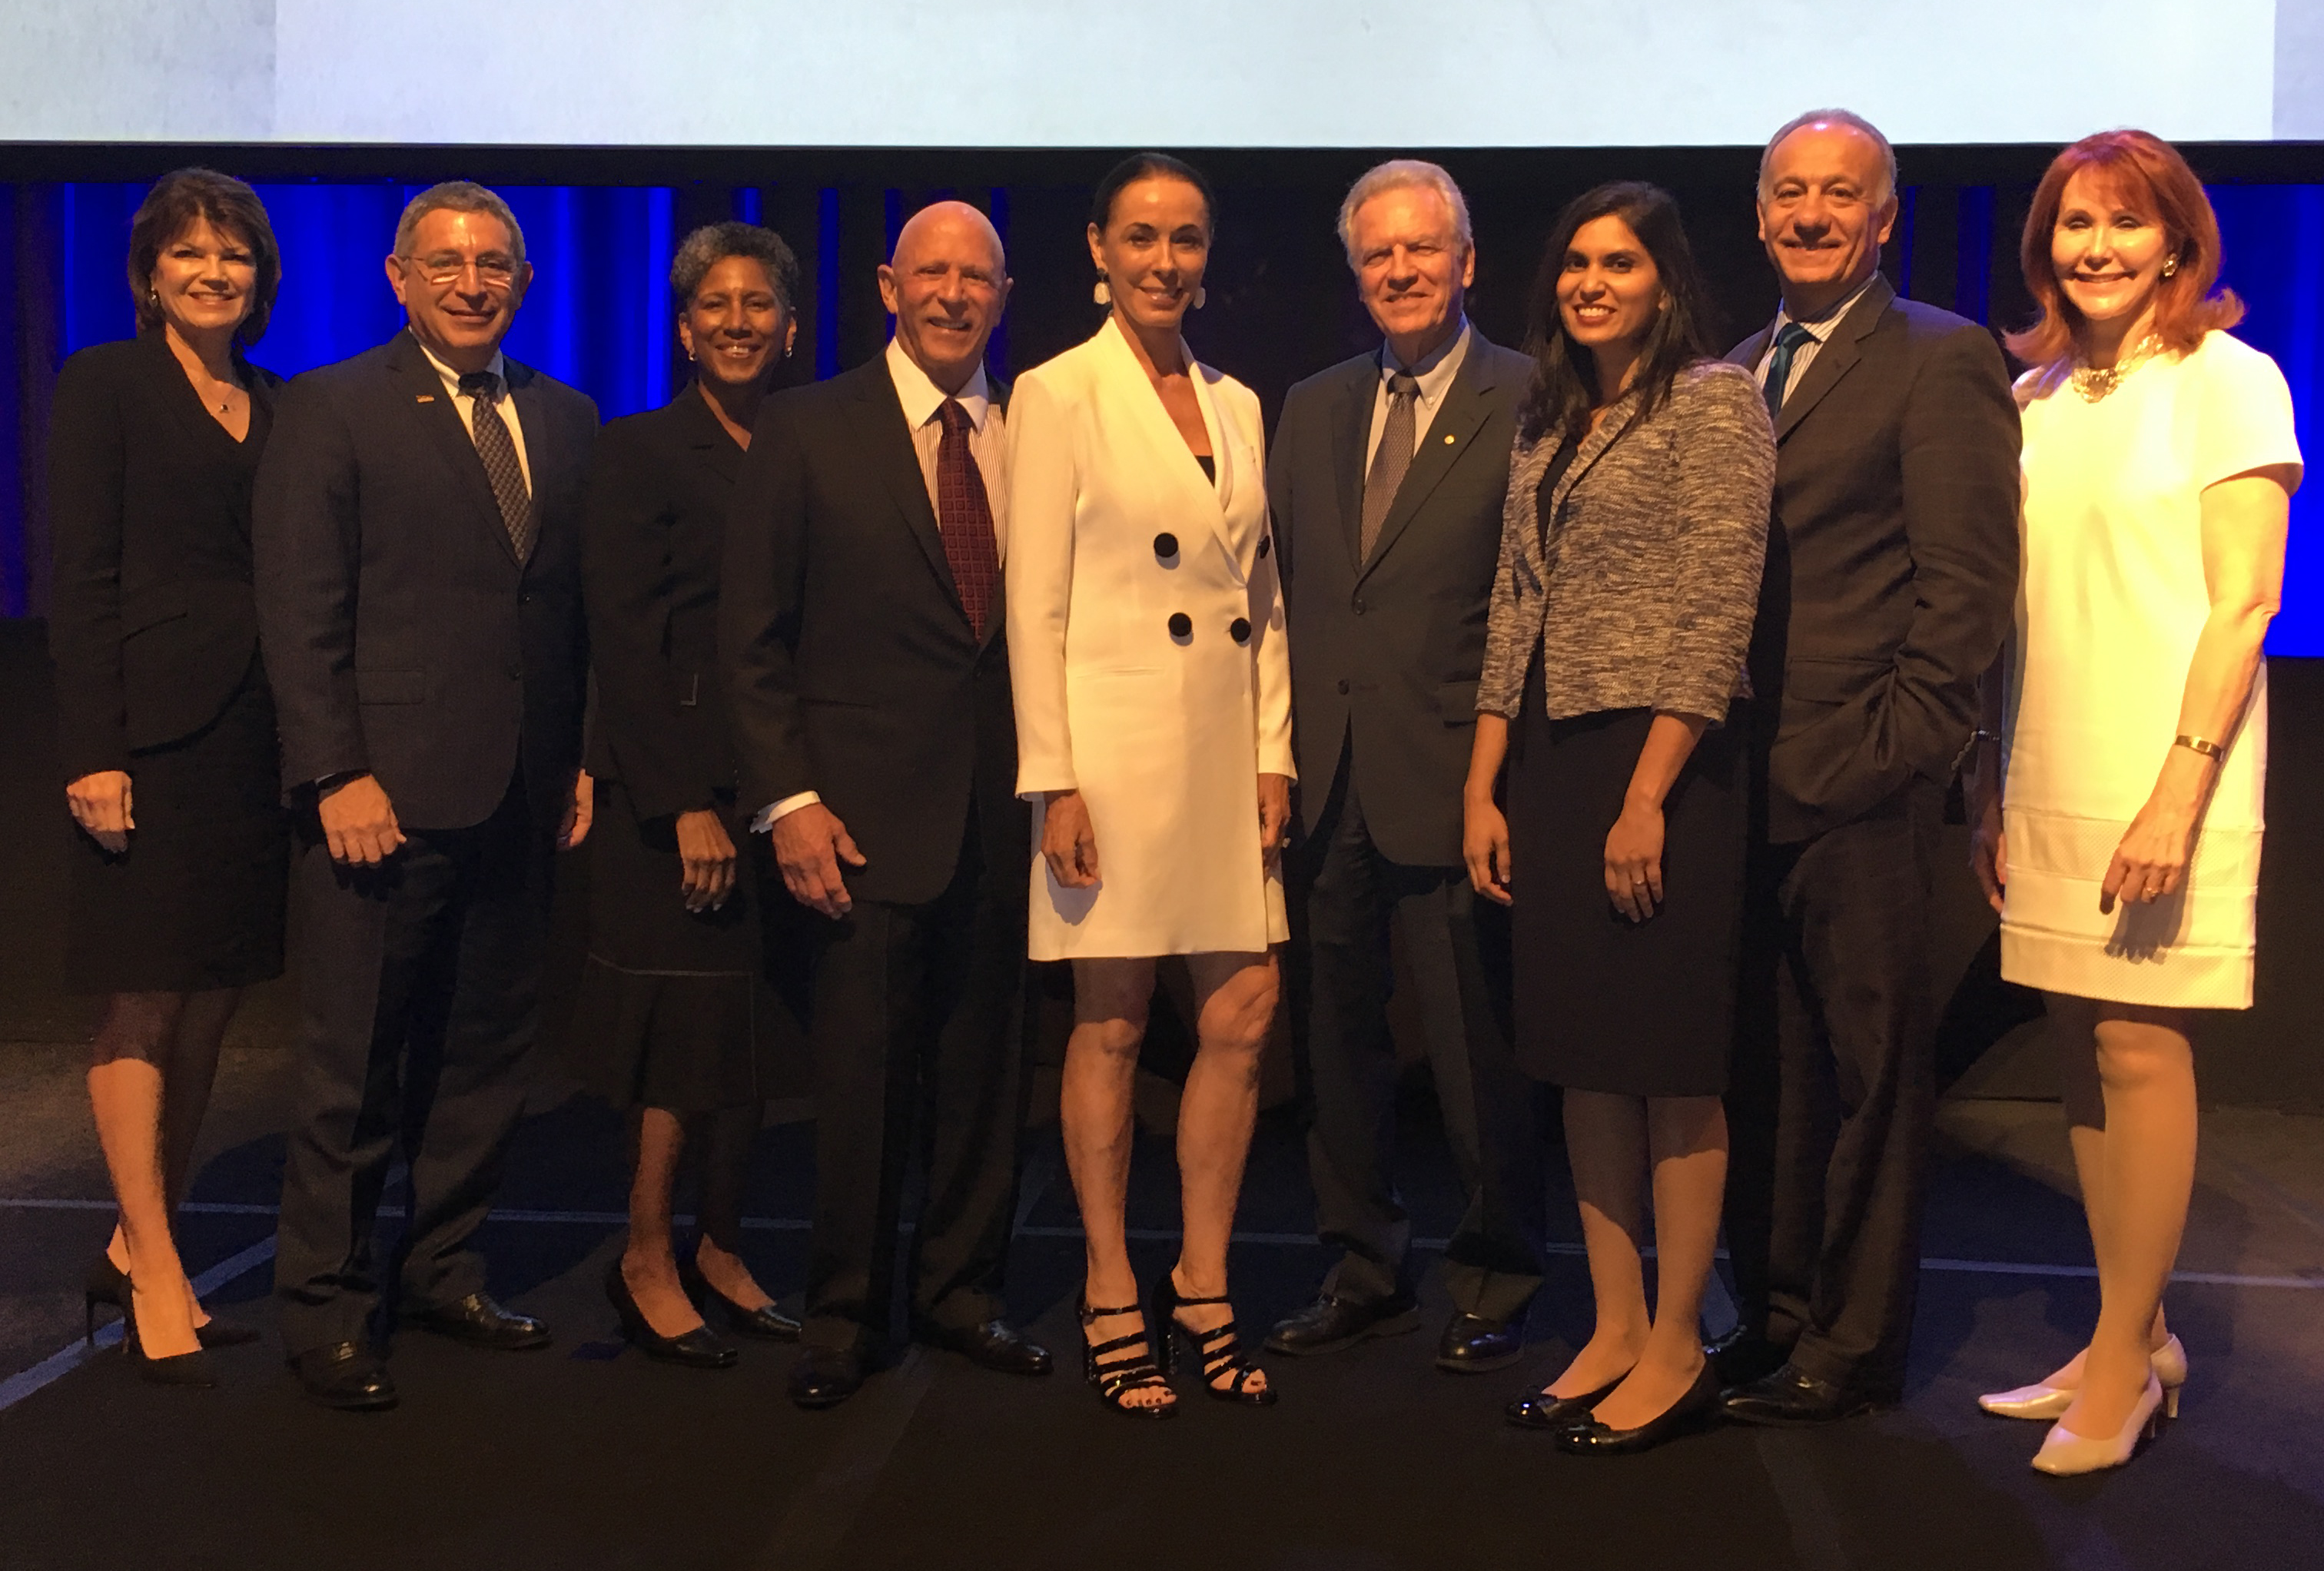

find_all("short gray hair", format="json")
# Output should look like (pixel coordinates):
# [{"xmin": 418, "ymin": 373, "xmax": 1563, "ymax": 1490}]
[
  {"xmin": 1336, "ymin": 159, "xmax": 1473, "ymax": 268},
  {"xmin": 1758, "ymin": 109, "xmax": 1899, "ymax": 204},
  {"xmin": 395, "ymin": 180, "xmax": 526, "ymax": 261},
  {"xmin": 670, "ymin": 221, "xmax": 802, "ymax": 313}
]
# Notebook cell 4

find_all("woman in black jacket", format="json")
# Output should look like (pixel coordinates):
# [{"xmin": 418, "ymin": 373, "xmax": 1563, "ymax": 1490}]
[
  {"xmin": 49, "ymin": 169, "xmax": 289, "ymax": 1383},
  {"xmin": 573, "ymin": 223, "xmax": 805, "ymax": 1366}
]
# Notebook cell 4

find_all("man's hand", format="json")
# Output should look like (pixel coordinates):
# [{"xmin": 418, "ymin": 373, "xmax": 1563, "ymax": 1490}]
[
  {"xmin": 772, "ymin": 802, "xmax": 865, "ymax": 918},
  {"xmin": 675, "ymin": 807, "xmax": 738, "ymax": 912},
  {"xmin": 559, "ymin": 769, "xmax": 594, "ymax": 851},
  {"xmin": 320, "ymin": 774, "xmax": 404, "ymax": 866},
  {"xmin": 65, "ymin": 770, "xmax": 134, "ymax": 855}
]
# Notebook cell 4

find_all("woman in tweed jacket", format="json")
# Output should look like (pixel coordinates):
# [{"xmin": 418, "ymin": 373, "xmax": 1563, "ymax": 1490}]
[{"xmin": 1463, "ymin": 182, "xmax": 1772, "ymax": 1454}]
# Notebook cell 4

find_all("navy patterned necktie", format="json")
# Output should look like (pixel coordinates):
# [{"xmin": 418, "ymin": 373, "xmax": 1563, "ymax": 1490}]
[
  {"xmin": 1761, "ymin": 321, "xmax": 1818, "ymax": 420},
  {"xmin": 1360, "ymin": 370, "xmax": 1421, "ymax": 560},
  {"xmin": 935, "ymin": 399, "xmax": 1000, "ymax": 636},
  {"xmin": 458, "ymin": 370, "xmax": 534, "ymax": 560}
]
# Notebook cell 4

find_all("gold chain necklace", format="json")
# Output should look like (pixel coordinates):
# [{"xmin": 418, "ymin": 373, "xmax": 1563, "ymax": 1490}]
[{"xmin": 2069, "ymin": 333, "xmax": 2161, "ymax": 403}]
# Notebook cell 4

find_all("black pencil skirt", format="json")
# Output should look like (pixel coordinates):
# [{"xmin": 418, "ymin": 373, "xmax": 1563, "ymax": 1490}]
[{"xmin": 1506, "ymin": 682, "xmax": 1748, "ymax": 1098}]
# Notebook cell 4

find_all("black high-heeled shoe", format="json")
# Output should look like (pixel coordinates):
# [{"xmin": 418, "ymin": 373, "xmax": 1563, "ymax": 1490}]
[
  {"xmin": 119, "ymin": 1282, "xmax": 217, "ymax": 1387},
  {"xmin": 87, "ymin": 1254, "xmax": 258, "ymax": 1349},
  {"xmin": 678, "ymin": 1240, "xmax": 801, "ymax": 1342},
  {"xmin": 1555, "ymin": 1359, "xmax": 1721, "ymax": 1455},
  {"xmin": 1150, "ymin": 1272, "xmax": 1276, "ymax": 1407},
  {"xmin": 1506, "ymin": 1373, "xmax": 1625, "ymax": 1430},
  {"xmin": 1077, "ymin": 1291, "xmax": 1175, "ymax": 1420},
  {"xmin": 605, "ymin": 1260, "xmax": 739, "ymax": 1369}
]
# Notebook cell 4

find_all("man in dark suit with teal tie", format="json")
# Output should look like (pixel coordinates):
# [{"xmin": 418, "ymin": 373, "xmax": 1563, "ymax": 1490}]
[{"xmin": 1265, "ymin": 161, "xmax": 1545, "ymax": 1373}]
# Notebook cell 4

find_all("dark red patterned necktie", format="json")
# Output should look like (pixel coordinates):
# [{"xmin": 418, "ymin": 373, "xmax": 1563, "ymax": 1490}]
[{"xmin": 935, "ymin": 399, "xmax": 1000, "ymax": 636}]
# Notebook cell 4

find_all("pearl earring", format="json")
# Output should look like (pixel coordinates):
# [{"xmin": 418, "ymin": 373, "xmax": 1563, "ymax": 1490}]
[{"xmin": 1094, "ymin": 277, "xmax": 1111, "ymax": 306}]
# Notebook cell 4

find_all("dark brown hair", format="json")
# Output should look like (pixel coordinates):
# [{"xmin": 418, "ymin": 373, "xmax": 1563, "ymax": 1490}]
[
  {"xmin": 1090, "ymin": 151, "xmax": 1216, "ymax": 237},
  {"xmin": 128, "ymin": 168, "xmax": 281, "ymax": 347},
  {"xmin": 2008, "ymin": 129, "xmax": 2242, "ymax": 367}
]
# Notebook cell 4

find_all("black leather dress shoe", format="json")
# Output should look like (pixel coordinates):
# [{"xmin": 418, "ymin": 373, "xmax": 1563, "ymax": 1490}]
[
  {"xmin": 407, "ymin": 1292, "xmax": 552, "ymax": 1351},
  {"xmin": 789, "ymin": 1345, "xmax": 865, "ymax": 1410},
  {"xmin": 1505, "ymin": 1375, "xmax": 1622, "ymax": 1430},
  {"xmin": 1436, "ymin": 1312, "xmax": 1523, "ymax": 1374},
  {"xmin": 290, "ymin": 1342, "xmax": 398, "ymax": 1412},
  {"xmin": 1263, "ymin": 1292, "xmax": 1422, "ymax": 1357},
  {"xmin": 918, "ymin": 1319, "xmax": 1053, "ymax": 1376},
  {"xmin": 1705, "ymin": 1325, "xmax": 1790, "ymax": 1389},
  {"xmin": 1558, "ymin": 1360, "xmax": 1723, "ymax": 1455},
  {"xmin": 1719, "ymin": 1361, "xmax": 1889, "ymax": 1427}
]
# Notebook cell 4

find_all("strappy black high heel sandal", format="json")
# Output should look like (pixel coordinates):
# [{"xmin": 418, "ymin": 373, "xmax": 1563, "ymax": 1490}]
[
  {"xmin": 1150, "ymin": 1272, "xmax": 1277, "ymax": 1407},
  {"xmin": 1077, "ymin": 1292, "xmax": 1176, "ymax": 1420}
]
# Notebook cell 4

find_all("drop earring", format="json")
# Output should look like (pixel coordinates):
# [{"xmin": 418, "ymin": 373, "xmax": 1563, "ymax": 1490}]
[
  {"xmin": 1194, "ymin": 286, "xmax": 1207, "ymax": 310},
  {"xmin": 1094, "ymin": 276, "xmax": 1111, "ymax": 307}
]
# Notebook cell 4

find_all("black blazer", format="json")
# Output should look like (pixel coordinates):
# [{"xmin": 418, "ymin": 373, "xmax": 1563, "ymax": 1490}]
[
  {"xmin": 253, "ymin": 329, "xmax": 596, "ymax": 830},
  {"xmin": 582, "ymin": 383, "xmax": 743, "ymax": 822},
  {"xmin": 720, "ymin": 357, "xmax": 1024, "ymax": 908},
  {"xmin": 1270, "ymin": 331, "xmax": 1532, "ymax": 867},
  {"xmin": 48, "ymin": 331, "xmax": 283, "ymax": 781},
  {"xmin": 1728, "ymin": 275, "xmax": 2020, "ymax": 844}
]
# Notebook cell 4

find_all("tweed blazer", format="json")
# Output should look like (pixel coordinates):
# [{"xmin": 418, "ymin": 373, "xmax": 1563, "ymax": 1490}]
[{"xmin": 1478, "ymin": 360, "xmax": 1772, "ymax": 726}]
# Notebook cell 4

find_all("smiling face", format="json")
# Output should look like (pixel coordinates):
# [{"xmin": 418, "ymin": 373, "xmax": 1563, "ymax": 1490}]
[
  {"xmin": 148, "ymin": 215, "xmax": 258, "ymax": 344},
  {"xmin": 679, "ymin": 254, "xmax": 792, "ymax": 391},
  {"xmin": 1348, "ymin": 183, "xmax": 1473, "ymax": 364},
  {"xmin": 2050, "ymin": 166, "xmax": 2173, "ymax": 336},
  {"xmin": 1557, "ymin": 213, "xmax": 1664, "ymax": 374},
  {"xmin": 1756, "ymin": 121, "xmax": 1898, "ymax": 317},
  {"xmin": 385, "ymin": 206, "xmax": 531, "ymax": 371},
  {"xmin": 1088, "ymin": 176, "xmax": 1211, "ymax": 337},
  {"xmin": 878, "ymin": 201, "xmax": 1010, "ymax": 394}
]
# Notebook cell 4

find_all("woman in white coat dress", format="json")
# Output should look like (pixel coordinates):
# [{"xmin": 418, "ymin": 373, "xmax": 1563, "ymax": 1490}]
[{"xmin": 1007, "ymin": 154, "xmax": 1291, "ymax": 1417}]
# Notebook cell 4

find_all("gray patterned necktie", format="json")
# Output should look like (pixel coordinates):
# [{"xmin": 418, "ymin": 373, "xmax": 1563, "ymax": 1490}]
[
  {"xmin": 1360, "ymin": 370, "xmax": 1420, "ymax": 561},
  {"xmin": 459, "ymin": 370, "xmax": 533, "ymax": 560}
]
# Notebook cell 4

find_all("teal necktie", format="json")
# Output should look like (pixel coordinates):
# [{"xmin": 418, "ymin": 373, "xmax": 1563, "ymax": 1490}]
[{"xmin": 1762, "ymin": 322, "xmax": 1817, "ymax": 420}]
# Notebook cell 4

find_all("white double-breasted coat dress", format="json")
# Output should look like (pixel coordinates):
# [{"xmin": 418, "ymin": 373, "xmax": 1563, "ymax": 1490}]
[{"xmin": 1004, "ymin": 317, "xmax": 1294, "ymax": 961}]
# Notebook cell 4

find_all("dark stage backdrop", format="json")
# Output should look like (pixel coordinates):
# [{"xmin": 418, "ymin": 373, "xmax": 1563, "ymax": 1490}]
[{"xmin": 2, "ymin": 141, "xmax": 2321, "ymax": 639}]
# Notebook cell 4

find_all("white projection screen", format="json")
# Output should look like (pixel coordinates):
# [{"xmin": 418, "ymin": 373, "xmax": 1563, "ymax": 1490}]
[{"xmin": 4, "ymin": 0, "xmax": 2322, "ymax": 146}]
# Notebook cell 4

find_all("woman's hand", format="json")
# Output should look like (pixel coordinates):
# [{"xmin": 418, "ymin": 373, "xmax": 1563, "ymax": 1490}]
[
  {"xmin": 2101, "ymin": 789, "xmax": 2200, "ymax": 913},
  {"xmin": 1604, "ymin": 800, "xmax": 1665, "ymax": 923},
  {"xmin": 559, "ymin": 768, "xmax": 595, "ymax": 851},
  {"xmin": 1257, "ymin": 773, "xmax": 1293, "ymax": 870},
  {"xmin": 1043, "ymin": 789, "xmax": 1101, "ymax": 888},
  {"xmin": 65, "ymin": 770, "xmax": 133, "ymax": 854},
  {"xmin": 674, "ymin": 808, "xmax": 738, "ymax": 913},
  {"xmin": 1967, "ymin": 773, "xmax": 2007, "ymax": 915},
  {"xmin": 1464, "ymin": 794, "xmax": 1512, "ymax": 906}
]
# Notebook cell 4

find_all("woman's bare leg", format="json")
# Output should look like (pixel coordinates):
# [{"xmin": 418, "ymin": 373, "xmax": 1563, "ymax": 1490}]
[
  {"xmin": 1589, "ymin": 1094, "xmax": 1725, "ymax": 1430},
  {"xmin": 622, "ymin": 1107, "xmax": 708, "ymax": 1337},
  {"xmin": 1547, "ymin": 1090, "xmax": 1649, "ymax": 1398},
  {"xmin": 693, "ymin": 1104, "xmax": 775, "ymax": 1308},
  {"xmin": 88, "ymin": 992, "xmax": 199, "ymax": 1357},
  {"xmin": 1170, "ymin": 951, "xmax": 1277, "ymax": 1394},
  {"xmin": 1062, "ymin": 958, "xmax": 1170, "ymax": 1410}
]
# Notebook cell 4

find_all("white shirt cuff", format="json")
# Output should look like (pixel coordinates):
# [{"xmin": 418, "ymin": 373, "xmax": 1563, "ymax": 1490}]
[{"xmin": 750, "ymin": 790, "xmax": 821, "ymax": 834}]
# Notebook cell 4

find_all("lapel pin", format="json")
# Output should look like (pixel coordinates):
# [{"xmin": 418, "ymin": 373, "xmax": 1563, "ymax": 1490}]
[
  {"xmin": 416, "ymin": 394, "xmax": 437, "ymax": 404},
  {"xmin": 1443, "ymin": 433, "xmax": 1456, "ymax": 444}
]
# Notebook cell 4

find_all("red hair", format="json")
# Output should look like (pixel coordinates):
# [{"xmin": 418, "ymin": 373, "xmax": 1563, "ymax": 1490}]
[{"xmin": 2007, "ymin": 129, "xmax": 2242, "ymax": 368}]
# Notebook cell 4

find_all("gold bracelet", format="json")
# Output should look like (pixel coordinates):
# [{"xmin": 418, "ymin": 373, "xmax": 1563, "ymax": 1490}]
[{"xmin": 2173, "ymin": 734, "xmax": 2224, "ymax": 759}]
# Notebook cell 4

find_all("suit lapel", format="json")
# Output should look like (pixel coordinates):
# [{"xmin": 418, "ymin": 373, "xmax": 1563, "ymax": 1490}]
[
  {"xmin": 848, "ymin": 363, "xmax": 964, "ymax": 616},
  {"xmin": 1332, "ymin": 359, "xmax": 1373, "ymax": 575},
  {"xmin": 677, "ymin": 380, "xmax": 743, "ymax": 484},
  {"xmin": 1772, "ymin": 275, "xmax": 1894, "ymax": 443},
  {"xmin": 1548, "ymin": 394, "xmax": 1641, "ymax": 518},
  {"xmin": 387, "ymin": 331, "xmax": 519, "ymax": 567},
  {"xmin": 503, "ymin": 358, "xmax": 556, "ymax": 570},
  {"xmin": 1358, "ymin": 344, "xmax": 1500, "ymax": 581}
]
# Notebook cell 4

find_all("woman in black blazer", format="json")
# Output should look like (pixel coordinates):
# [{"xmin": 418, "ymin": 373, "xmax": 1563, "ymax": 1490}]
[
  {"xmin": 574, "ymin": 223, "xmax": 805, "ymax": 1366},
  {"xmin": 48, "ymin": 169, "xmax": 289, "ymax": 1383}
]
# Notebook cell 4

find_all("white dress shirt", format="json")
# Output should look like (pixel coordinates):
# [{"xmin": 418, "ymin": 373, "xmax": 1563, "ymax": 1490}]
[
  {"xmin": 416, "ymin": 340, "xmax": 532, "ymax": 492},
  {"xmin": 1364, "ymin": 318, "xmax": 1472, "ymax": 470},
  {"xmin": 757, "ymin": 338, "xmax": 1009, "ymax": 831},
  {"xmin": 1754, "ymin": 274, "xmax": 1881, "ymax": 408}
]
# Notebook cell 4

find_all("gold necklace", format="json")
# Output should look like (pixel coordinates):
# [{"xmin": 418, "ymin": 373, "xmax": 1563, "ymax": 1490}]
[{"xmin": 2069, "ymin": 333, "xmax": 2160, "ymax": 403}]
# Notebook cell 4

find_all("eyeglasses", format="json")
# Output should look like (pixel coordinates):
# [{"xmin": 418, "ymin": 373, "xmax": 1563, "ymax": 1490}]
[{"xmin": 403, "ymin": 251, "xmax": 520, "ymax": 287}]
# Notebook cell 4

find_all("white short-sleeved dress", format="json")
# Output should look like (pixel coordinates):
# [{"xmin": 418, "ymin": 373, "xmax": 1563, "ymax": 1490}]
[{"xmin": 2002, "ymin": 331, "xmax": 2302, "ymax": 1008}]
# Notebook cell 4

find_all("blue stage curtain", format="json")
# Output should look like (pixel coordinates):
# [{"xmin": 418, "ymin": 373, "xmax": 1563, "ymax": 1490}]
[{"xmin": 2, "ymin": 174, "xmax": 2319, "ymax": 652}]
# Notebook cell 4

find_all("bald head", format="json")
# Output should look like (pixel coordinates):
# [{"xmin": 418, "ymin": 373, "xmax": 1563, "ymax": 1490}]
[{"xmin": 878, "ymin": 199, "xmax": 1011, "ymax": 394}]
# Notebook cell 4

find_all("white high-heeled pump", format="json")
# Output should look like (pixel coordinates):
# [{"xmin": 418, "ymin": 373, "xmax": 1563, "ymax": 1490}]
[
  {"xmin": 1978, "ymin": 1334, "xmax": 2186, "ymax": 1420},
  {"xmin": 2031, "ymin": 1371, "xmax": 2163, "ymax": 1476}
]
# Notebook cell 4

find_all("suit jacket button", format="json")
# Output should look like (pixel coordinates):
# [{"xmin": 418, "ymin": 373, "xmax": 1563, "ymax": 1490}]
[
  {"xmin": 1336, "ymin": 678, "xmax": 1350, "ymax": 695},
  {"xmin": 1351, "ymin": 596, "xmax": 1366, "ymax": 616},
  {"xmin": 1154, "ymin": 533, "xmax": 1179, "ymax": 560},
  {"xmin": 1229, "ymin": 618, "xmax": 1251, "ymax": 645},
  {"xmin": 1167, "ymin": 612, "xmax": 1193, "ymax": 639}
]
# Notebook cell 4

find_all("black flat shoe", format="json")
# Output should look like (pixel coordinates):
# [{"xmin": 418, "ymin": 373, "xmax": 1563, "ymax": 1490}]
[
  {"xmin": 1556, "ymin": 1360, "xmax": 1722, "ymax": 1455},
  {"xmin": 918, "ymin": 1318, "xmax": 1053, "ymax": 1377},
  {"xmin": 1264, "ymin": 1291, "xmax": 1423, "ymax": 1357},
  {"xmin": 1152, "ymin": 1272, "xmax": 1275, "ymax": 1407},
  {"xmin": 1077, "ymin": 1292, "xmax": 1175, "ymax": 1420},
  {"xmin": 1506, "ymin": 1374, "xmax": 1624, "ymax": 1430},
  {"xmin": 1437, "ymin": 1312, "xmax": 1524, "ymax": 1374},
  {"xmin": 789, "ymin": 1344, "xmax": 865, "ymax": 1410},
  {"xmin": 1718, "ymin": 1361, "xmax": 1890, "ymax": 1427},
  {"xmin": 678, "ymin": 1241, "xmax": 801, "ymax": 1342},
  {"xmin": 407, "ymin": 1291, "xmax": 553, "ymax": 1351},
  {"xmin": 605, "ymin": 1261, "xmax": 737, "ymax": 1370},
  {"xmin": 289, "ymin": 1341, "xmax": 397, "ymax": 1412}
]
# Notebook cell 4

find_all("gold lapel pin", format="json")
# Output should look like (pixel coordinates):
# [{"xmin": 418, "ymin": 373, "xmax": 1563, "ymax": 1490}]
[
  {"xmin": 416, "ymin": 394, "xmax": 437, "ymax": 404},
  {"xmin": 1443, "ymin": 433, "xmax": 1456, "ymax": 444}
]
